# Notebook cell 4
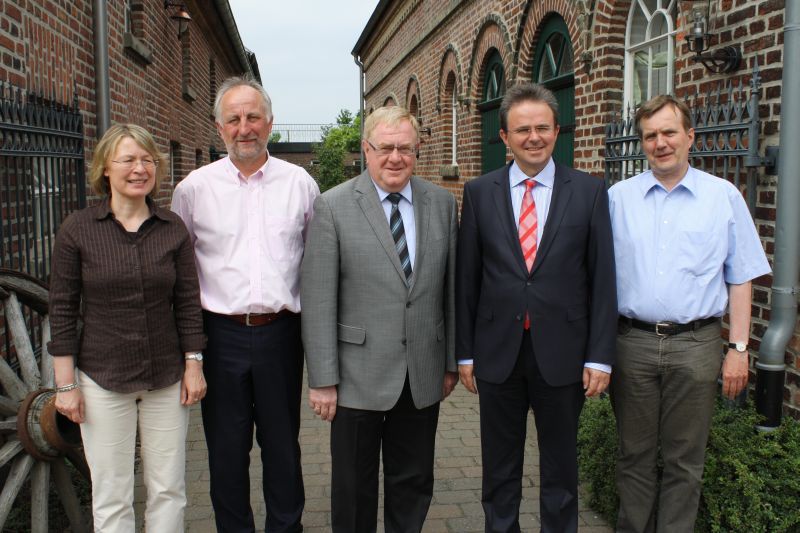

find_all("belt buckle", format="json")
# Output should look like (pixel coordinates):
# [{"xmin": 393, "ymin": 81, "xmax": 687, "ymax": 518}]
[
  {"xmin": 655, "ymin": 322, "xmax": 672, "ymax": 336},
  {"xmin": 245, "ymin": 313, "xmax": 254, "ymax": 327}
]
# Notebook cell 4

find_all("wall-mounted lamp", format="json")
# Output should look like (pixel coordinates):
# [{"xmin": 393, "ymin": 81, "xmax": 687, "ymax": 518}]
[
  {"xmin": 683, "ymin": 2, "xmax": 741, "ymax": 73},
  {"xmin": 164, "ymin": 1, "xmax": 191, "ymax": 39}
]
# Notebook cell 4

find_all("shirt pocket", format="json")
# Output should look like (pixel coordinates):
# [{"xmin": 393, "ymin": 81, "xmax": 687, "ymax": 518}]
[{"xmin": 264, "ymin": 216, "xmax": 303, "ymax": 262}]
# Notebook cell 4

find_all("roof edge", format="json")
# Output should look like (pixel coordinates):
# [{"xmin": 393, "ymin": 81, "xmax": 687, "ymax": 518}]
[
  {"xmin": 213, "ymin": 0, "xmax": 261, "ymax": 81},
  {"xmin": 351, "ymin": 0, "xmax": 393, "ymax": 57}
]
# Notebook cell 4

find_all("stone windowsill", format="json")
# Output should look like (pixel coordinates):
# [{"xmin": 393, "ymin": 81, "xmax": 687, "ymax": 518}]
[{"xmin": 123, "ymin": 32, "xmax": 153, "ymax": 64}]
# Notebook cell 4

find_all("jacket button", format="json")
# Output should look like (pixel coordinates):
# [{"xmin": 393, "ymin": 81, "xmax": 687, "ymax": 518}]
[
  {"xmin": 401, "ymin": 338, "xmax": 407, "ymax": 346},
  {"xmin": 526, "ymin": 281, "xmax": 532, "ymax": 286},
  {"xmin": 406, "ymin": 301, "xmax": 411, "ymax": 308},
  {"xmin": 515, "ymin": 315, "xmax": 522, "ymax": 321}
]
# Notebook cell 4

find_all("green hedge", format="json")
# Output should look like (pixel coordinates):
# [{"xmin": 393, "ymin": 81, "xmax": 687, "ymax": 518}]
[{"xmin": 578, "ymin": 397, "xmax": 800, "ymax": 533}]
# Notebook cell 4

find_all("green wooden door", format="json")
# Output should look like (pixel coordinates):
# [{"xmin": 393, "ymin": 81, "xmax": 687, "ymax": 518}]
[
  {"xmin": 533, "ymin": 16, "xmax": 575, "ymax": 167},
  {"xmin": 479, "ymin": 51, "xmax": 506, "ymax": 174}
]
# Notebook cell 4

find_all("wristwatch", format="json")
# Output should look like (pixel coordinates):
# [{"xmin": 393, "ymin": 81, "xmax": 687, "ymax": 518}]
[
  {"xmin": 185, "ymin": 352, "xmax": 204, "ymax": 362},
  {"xmin": 728, "ymin": 342, "xmax": 748, "ymax": 353}
]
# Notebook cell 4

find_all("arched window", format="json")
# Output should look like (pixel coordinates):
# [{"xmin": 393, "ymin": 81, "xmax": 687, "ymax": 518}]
[
  {"xmin": 479, "ymin": 50, "xmax": 506, "ymax": 174},
  {"xmin": 624, "ymin": 0, "xmax": 677, "ymax": 111},
  {"xmin": 408, "ymin": 94, "xmax": 419, "ymax": 117},
  {"xmin": 533, "ymin": 15, "xmax": 575, "ymax": 166},
  {"xmin": 442, "ymin": 71, "xmax": 458, "ymax": 167}
]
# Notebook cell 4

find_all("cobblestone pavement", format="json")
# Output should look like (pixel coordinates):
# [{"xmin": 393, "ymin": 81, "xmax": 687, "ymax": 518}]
[{"xmin": 135, "ymin": 375, "xmax": 612, "ymax": 532}]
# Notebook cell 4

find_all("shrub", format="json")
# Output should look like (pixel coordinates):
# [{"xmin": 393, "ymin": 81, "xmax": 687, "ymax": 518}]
[
  {"xmin": 313, "ymin": 109, "xmax": 361, "ymax": 192},
  {"xmin": 578, "ymin": 396, "xmax": 800, "ymax": 533}
]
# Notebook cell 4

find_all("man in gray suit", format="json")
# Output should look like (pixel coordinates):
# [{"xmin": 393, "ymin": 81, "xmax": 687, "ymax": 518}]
[{"xmin": 301, "ymin": 105, "xmax": 459, "ymax": 533}]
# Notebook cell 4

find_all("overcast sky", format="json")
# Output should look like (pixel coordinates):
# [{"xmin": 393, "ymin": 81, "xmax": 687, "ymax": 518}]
[{"xmin": 228, "ymin": 0, "xmax": 379, "ymax": 125}]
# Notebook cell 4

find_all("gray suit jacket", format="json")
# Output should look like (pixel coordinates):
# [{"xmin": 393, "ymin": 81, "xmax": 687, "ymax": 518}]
[{"xmin": 301, "ymin": 171, "xmax": 457, "ymax": 411}]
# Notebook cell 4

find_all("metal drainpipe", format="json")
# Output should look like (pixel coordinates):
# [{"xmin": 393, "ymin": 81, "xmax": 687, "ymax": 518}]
[
  {"xmin": 93, "ymin": 0, "xmax": 110, "ymax": 137},
  {"xmin": 755, "ymin": 1, "xmax": 800, "ymax": 430},
  {"xmin": 354, "ymin": 54, "xmax": 365, "ymax": 173}
]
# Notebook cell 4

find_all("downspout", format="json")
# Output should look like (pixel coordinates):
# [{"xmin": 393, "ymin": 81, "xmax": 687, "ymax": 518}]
[
  {"xmin": 93, "ymin": 0, "xmax": 110, "ymax": 136},
  {"xmin": 354, "ymin": 54, "xmax": 365, "ymax": 172},
  {"xmin": 755, "ymin": 1, "xmax": 800, "ymax": 430}
]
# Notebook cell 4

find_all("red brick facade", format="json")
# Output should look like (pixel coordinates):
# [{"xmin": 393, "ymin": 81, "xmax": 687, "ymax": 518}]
[
  {"xmin": 355, "ymin": 0, "xmax": 796, "ymax": 417},
  {"xmin": 0, "ymin": 0, "xmax": 254, "ymax": 206}
]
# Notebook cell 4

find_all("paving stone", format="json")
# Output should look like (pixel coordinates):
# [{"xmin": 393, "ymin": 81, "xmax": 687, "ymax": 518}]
[{"xmin": 166, "ymin": 372, "xmax": 610, "ymax": 531}]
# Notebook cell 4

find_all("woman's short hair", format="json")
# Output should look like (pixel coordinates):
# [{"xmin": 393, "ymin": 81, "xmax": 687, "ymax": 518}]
[{"xmin": 88, "ymin": 124, "xmax": 167, "ymax": 197}]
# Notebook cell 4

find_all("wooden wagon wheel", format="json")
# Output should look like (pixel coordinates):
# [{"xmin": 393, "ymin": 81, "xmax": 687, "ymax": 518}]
[{"xmin": 0, "ymin": 268, "xmax": 90, "ymax": 533}]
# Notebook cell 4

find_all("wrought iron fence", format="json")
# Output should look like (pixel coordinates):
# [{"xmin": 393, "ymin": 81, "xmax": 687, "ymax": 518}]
[
  {"xmin": 0, "ymin": 81, "xmax": 86, "ymax": 374},
  {"xmin": 604, "ymin": 64, "xmax": 766, "ymax": 213}
]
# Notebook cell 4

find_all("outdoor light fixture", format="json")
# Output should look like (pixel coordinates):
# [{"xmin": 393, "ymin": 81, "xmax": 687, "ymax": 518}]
[
  {"xmin": 163, "ymin": 1, "xmax": 192, "ymax": 39},
  {"xmin": 683, "ymin": 2, "xmax": 741, "ymax": 73}
]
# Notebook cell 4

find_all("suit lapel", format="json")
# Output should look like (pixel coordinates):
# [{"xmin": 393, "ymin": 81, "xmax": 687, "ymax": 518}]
[
  {"xmin": 354, "ymin": 171, "xmax": 408, "ymax": 284},
  {"xmin": 531, "ymin": 164, "xmax": 572, "ymax": 275},
  {"xmin": 410, "ymin": 177, "xmax": 429, "ymax": 292}
]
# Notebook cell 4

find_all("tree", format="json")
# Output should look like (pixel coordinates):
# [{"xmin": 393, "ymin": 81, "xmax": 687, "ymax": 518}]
[
  {"xmin": 313, "ymin": 109, "xmax": 361, "ymax": 192},
  {"xmin": 268, "ymin": 131, "xmax": 282, "ymax": 143}
]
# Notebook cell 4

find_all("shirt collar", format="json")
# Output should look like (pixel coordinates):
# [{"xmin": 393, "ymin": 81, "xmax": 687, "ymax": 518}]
[
  {"xmin": 373, "ymin": 179, "xmax": 414, "ymax": 205},
  {"xmin": 639, "ymin": 165, "xmax": 697, "ymax": 197},
  {"xmin": 223, "ymin": 153, "xmax": 271, "ymax": 185},
  {"xmin": 94, "ymin": 196, "xmax": 167, "ymax": 221},
  {"xmin": 509, "ymin": 158, "xmax": 555, "ymax": 190}
]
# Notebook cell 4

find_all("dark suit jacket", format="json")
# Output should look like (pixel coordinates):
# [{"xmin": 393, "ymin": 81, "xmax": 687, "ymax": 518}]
[{"xmin": 456, "ymin": 161, "xmax": 617, "ymax": 386}]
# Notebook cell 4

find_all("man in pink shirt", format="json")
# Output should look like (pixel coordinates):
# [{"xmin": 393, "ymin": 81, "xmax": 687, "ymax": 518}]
[{"xmin": 172, "ymin": 76, "xmax": 319, "ymax": 533}]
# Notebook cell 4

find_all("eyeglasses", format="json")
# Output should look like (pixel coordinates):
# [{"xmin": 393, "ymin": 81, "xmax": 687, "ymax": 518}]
[
  {"xmin": 111, "ymin": 158, "xmax": 158, "ymax": 170},
  {"xmin": 509, "ymin": 125, "xmax": 556, "ymax": 136},
  {"xmin": 366, "ymin": 140, "xmax": 417, "ymax": 157}
]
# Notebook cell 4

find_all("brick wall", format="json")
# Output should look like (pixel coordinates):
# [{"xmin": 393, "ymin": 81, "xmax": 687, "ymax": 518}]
[
  {"xmin": 357, "ymin": 0, "xmax": 797, "ymax": 417},
  {"xmin": 0, "ymin": 0, "xmax": 251, "ymax": 207}
]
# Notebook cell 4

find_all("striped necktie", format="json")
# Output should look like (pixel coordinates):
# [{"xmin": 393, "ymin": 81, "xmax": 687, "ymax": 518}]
[
  {"xmin": 518, "ymin": 180, "xmax": 538, "ymax": 329},
  {"xmin": 387, "ymin": 193, "xmax": 412, "ymax": 281},
  {"xmin": 519, "ymin": 179, "xmax": 538, "ymax": 272}
]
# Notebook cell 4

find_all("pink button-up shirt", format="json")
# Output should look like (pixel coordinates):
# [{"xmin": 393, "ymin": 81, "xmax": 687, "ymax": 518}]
[{"xmin": 172, "ymin": 155, "xmax": 319, "ymax": 315}]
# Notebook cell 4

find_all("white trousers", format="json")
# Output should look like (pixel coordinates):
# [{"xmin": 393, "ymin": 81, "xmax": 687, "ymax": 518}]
[{"xmin": 78, "ymin": 370, "xmax": 188, "ymax": 533}]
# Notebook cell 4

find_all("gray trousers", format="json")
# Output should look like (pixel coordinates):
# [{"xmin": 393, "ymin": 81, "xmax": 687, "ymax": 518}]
[{"xmin": 610, "ymin": 320, "xmax": 722, "ymax": 533}]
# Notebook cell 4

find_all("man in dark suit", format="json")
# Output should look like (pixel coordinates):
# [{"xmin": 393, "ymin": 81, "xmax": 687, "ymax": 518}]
[
  {"xmin": 456, "ymin": 82, "xmax": 617, "ymax": 533},
  {"xmin": 301, "ymin": 105, "xmax": 459, "ymax": 533}
]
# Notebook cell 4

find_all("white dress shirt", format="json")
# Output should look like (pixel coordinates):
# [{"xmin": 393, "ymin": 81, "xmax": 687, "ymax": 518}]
[{"xmin": 172, "ymin": 155, "xmax": 320, "ymax": 314}]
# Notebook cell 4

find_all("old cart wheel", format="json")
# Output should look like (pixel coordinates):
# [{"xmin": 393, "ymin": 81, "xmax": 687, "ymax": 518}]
[{"xmin": 0, "ymin": 269, "xmax": 89, "ymax": 532}]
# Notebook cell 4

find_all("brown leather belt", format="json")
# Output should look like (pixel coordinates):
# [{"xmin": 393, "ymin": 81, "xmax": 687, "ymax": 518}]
[
  {"xmin": 219, "ymin": 309, "xmax": 297, "ymax": 327},
  {"xmin": 619, "ymin": 315, "xmax": 719, "ymax": 337}
]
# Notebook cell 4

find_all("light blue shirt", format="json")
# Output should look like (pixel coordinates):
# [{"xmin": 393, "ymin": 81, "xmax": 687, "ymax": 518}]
[
  {"xmin": 461, "ymin": 159, "xmax": 610, "ymax": 374},
  {"xmin": 608, "ymin": 166, "xmax": 771, "ymax": 323},
  {"xmin": 374, "ymin": 180, "xmax": 416, "ymax": 270},
  {"xmin": 509, "ymin": 159, "xmax": 554, "ymax": 242}
]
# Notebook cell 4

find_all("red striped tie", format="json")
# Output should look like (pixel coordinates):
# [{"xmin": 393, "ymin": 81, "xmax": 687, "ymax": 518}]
[{"xmin": 519, "ymin": 180, "xmax": 538, "ymax": 329}]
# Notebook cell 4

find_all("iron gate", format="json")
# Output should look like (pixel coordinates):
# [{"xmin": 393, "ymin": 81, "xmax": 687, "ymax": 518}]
[
  {"xmin": 0, "ymin": 81, "xmax": 86, "ymax": 373},
  {"xmin": 604, "ymin": 64, "xmax": 766, "ymax": 214}
]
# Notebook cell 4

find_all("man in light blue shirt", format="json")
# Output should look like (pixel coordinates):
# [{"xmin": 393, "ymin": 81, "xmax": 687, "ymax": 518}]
[{"xmin": 608, "ymin": 94, "xmax": 771, "ymax": 533}]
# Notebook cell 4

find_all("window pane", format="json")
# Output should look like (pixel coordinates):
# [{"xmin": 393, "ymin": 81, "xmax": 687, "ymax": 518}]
[
  {"xmin": 651, "ymin": 39, "xmax": 670, "ymax": 97},
  {"xmin": 538, "ymin": 50, "xmax": 555, "ymax": 81},
  {"xmin": 625, "ymin": 0, "xmax": 675, "ymax": 110},
  {"xmin": 559, "ymin": 42, "xmax": 574, "ymax": 75}
]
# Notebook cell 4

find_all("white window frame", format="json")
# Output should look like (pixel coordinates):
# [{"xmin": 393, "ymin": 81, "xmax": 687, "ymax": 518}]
[
  {"xmin": 624, "ymin": 0, "xmax": 677, "ymax": 113},
  {"xmin": 450, "ymin": 87, "xmax": 458, "ymax": 166}
]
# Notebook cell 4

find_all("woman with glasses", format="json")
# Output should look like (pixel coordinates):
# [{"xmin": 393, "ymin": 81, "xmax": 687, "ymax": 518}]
[{"xmin": 48, "ymin": 124, "xmax": 206, "ymax": 532}]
